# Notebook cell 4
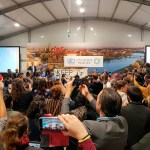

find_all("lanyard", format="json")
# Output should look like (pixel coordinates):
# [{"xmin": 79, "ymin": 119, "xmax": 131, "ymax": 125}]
[{"xmin": 97, "ymin": 116, "xmax": 118, "ymax": 121}]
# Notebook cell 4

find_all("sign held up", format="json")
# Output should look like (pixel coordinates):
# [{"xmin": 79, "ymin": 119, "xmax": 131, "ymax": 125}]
[{"xmin": 54, "ymin": 68, "xmax": 88, "ymax": 78}]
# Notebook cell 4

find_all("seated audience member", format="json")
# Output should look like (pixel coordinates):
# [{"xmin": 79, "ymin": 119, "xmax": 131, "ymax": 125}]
[
  {"xmin": 116, "ymin": 80, "xmax": 129, "ymax": 106},
  {"xmin": 3, "ymin": 94, "xmax": 17, "ymax": 117},
  {"xmin": 12, "ymin": 78, "xmax": 33, "ymax": 115},
  {"xmin": 89, "ymin": 74, "xmax": 103, "ymax": 95},
  {"xmin": 0, "ymin": 112, "xmax": 43, "ymax": 150},
  {"xmin": 131, "ymin": 132, "xmax": 150, "ymax": 150},
  {"xmin": 27, "ymin": 95, "xmax": 47, "ymax": 142},
  {"xmin": 45, "ymin": 85, "xmax": 64, "ymax": 116},
  {"xmin": 61, "ymin": 79, "xmax": 128, "ymax": 150},
  {"xmin": 58, "ymin": 114, "xmax": 96, "ymax": 150},
  {"xmin": 0, "ymin": 81, "xmax": 7, "ymax": 132},
  {"xmin": 121, "ymin": 86, "xmax": 150, "ymax": 147}
]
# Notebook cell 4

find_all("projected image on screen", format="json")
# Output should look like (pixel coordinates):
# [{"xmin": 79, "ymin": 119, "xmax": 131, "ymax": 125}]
[
  {"xmin": 145, "ymin": 46, "xmax": 150, "ymax": 64},
  {"xmin": 0, "ymin": 47, "xmax": 20, "ymax": 72}
]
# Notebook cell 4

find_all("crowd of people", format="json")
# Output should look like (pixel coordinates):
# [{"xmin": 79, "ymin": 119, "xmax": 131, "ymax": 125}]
[{"xmin": 0, "ymin": 61, "xmax": 150, "ymax": 150}]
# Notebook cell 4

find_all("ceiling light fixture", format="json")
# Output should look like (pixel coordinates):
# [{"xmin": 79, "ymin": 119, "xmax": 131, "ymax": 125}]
[
  {"xmin": 41, "ymin": 35, "xmax": 45, "ymax": 38},
  {"xmin": 128, "ymin": 34, "xmax": 132, "ymax": 37},
  {"xmin": 76, "ymin": 0, "xmax": 82, "ymax": 5},
  {"xmin": 77, "ymin": 26, "xmax": 81, "ymax": 30},
  {"xmin": 14, "ymin": 23, "xmax": 20, "ymax": 27},
  {"xmin": 90, "ymin": 27, "xmax": 94, "ymax": 31},
  {"xmin": 80, "ymin": 8, "xmax": 85, "ymax": 13}
]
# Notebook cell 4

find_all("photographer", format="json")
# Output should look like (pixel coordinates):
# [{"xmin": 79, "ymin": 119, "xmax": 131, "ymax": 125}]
[{"xmin": 61, "ymin": 79, "xmax": 128, "ymax": 150}]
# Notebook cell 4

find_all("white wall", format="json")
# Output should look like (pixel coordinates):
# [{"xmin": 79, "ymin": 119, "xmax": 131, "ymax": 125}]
[{"xmin": 0, "ymin": 20, "xmax": 149, "ymax": 72}]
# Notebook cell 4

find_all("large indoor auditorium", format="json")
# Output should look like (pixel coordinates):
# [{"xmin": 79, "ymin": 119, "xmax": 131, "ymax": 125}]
[{"xmin": 0, "ymin": 0, "xmax": 150, "ymax": 150}]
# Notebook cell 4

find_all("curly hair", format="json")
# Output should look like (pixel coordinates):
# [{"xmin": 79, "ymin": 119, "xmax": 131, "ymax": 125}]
[
  {"xmin": 50, "ymin": 85, "xmax": 62, "ymax": 100},
  {"xmin": 0, "ymin": 112, "xmax": 28, "ymax": 150}
]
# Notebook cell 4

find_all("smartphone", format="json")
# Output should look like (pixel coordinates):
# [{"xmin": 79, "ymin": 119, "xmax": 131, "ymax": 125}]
[
  {"xmin": 55, "ymin": 75, "xmax": 60, "ymax": 80},
  {"xmin": 39, "ymin": 117, "xmax": 64, "ymax": 131}
]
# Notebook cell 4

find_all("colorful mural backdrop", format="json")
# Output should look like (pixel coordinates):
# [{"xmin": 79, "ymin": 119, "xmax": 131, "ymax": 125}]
[{"xmin": 27, "ymin": 44, "xmax": 144, "ymax": 73}]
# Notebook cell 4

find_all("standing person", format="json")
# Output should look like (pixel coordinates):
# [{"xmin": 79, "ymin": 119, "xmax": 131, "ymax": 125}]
[
  {"xmin": 27, "ymin": 62, "xmax": 37, "ymax": 77},
  {"xmin": 6, "ymin": 69, "xmax": 13, "ymax": 79},
  {"xmin": 13, "ymin": 68, "xmax": 20, "ymax": 78},
  {"xmin": 116, "ymin": 80, "xmax": 129, "ymax": 106},
  {"xmin": 89, "ymin": 74, "xmax": 103, "ymax": 95},
  {"xmin": 61, "ymin": 79, "xmax": 128, "ymax": 150},
  {"xmin": 121, "ymin": 86, "xmax": 150, "ymax": 148},
  {"xmin": 11, "ymin": 78, "xmax": 33, "ymax": 115}
]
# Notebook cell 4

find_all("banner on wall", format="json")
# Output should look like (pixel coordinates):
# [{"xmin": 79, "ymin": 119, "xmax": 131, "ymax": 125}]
[
  {"xmin": 64, "ymin": 56, "xmax": 103, "ymax": 67},
  {"xmin": 54, "ymin": 68, "xmax": 88, "ymax": 78}
]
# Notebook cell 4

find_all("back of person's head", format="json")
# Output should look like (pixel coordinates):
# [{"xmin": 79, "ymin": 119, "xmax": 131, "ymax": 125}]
[
  {"xmin": 27, "ymin": 95, "xmax": 47, "ymax": 118},
  {"xmin": 110, "ymin": 79, "xmax": 117, "ymax": 90},
  {"xmin": 50, "ymin": 85, "xmax": 62, "ymax": 100},
  {"xmin": 0, "ymin": 112, "xmax": 28, "ymax": 150},
  {"xmin": 116, "ymin": 80, "xmax": 128, "ymax": 90},
  {"xmin": 11, "ymin": 78, "xmax": 25, "ymax": 101},
  {"xmin": 37, "ymin": 78, "xmax": 47, "ymax": 94},
  {"xmin": 99, "ymin": 88, "xmax": 122, "ymax": 117},
  {"xmin": 127, "ymin": 86, "xmax": 143, "ymax": 102},
  {"xmin": 92, "ymin": 74, "xmax": 98, "ymax": 80},
  {"xmin": 4, "ymin": 94, "xmax": 13, "ymax": 109},
  {"xmin": 144, "ymin": 74, "xmax": 150, "ymax": 85}
]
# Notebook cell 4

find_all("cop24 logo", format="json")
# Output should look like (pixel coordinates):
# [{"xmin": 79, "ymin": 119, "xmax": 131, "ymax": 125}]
[
  {"xmin": 94, "ymin": 58, "xmax": 100, "ymax": 64},
  {"xmin": 67, "ymin": 58, "xmax": 75, "ymax": 65}
]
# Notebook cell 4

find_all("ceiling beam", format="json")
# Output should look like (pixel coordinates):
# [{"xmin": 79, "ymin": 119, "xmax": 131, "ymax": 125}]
[
  {"xmin": 61, "ymin": 0, "xmax": 69, "ymax": 16},
  {"xmin": 142, "ymin": 19, "xmax": 150, "ymax": 27},
  {"xmin": 11, "ymin": 0, "xmax": 43, "ymax": 24},
  {"xmin": 97, "ymin": 0, "xmax": 101, "ymax": 18},
  {"xmin": 22, "ymin": 7, "xmax": 44, "ymax": 24},
  {"xmin": 41, "ymin": 2, "xmax": 58, "ymax": 20},
  {"xmin": 0, "ymin": 0, "xmax": 52, "ymax": 15},
  {"xmin": 111, "ymin": 0, "xmax": 121, "ymax": 19},
  {"xmin": 123, "ymin": 0, "xmax": 150, "ymax": 6},
  {"xmin": 127, "ymin": 4, "xmax": 142, "ymax": 22},
  {"xmin": 3, "ymin": 14, "xmax": 29, "ymax": 29},
  {"xmin": 1, "ymin": 17, "xmax": 150, "ymax": 41}
]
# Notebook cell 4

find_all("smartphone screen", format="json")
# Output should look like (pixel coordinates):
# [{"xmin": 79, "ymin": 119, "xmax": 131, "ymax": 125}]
[
  {"xmin": 55, "ymin": 75, "xmax": 60, "ymax": 80},
  {"xmin": 39, "ymin": 117, "xmax": 64, "ymax": 131}
]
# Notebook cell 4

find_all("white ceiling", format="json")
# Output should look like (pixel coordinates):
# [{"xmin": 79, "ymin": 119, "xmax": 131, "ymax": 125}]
[{"xmin": 0, "ymin": 0, "xmax": 150, "ymax": 40}]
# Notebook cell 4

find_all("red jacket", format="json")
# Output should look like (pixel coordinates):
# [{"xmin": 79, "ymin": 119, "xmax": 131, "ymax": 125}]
[{"xmin": 78, "ymin": 138, "xmax": 96, "ymax": 150}]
